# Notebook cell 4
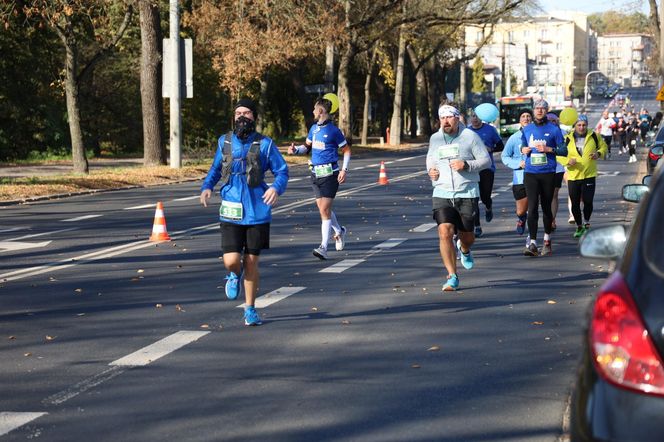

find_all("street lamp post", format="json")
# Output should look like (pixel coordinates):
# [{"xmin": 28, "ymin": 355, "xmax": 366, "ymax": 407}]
[{"xmin": 584, "ymin": 70, "xmax": 602, "ymax": 112}]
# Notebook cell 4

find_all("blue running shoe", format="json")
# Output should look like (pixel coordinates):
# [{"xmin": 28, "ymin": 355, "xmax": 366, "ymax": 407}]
[
  {"xmin": 516, "ymin": 214, "xmax": 527, "ymax": 235},
  {"xmin": 474, "ymin": 226, "xmax": 483, "ymax": 237},
  {"xmin": 457, "ymin": 239, "xmax": 474, "ymax": 270},
  {"xmin": 244, "ymin": 306, "xmax": 262, "ymax": 326},
  {"xmin": 224, "ymin": 271, "xmax": 242, "ymax": 300},
  {"xmin": 443, "ymin": 274, "xmax": 459, "ymax": 291}
]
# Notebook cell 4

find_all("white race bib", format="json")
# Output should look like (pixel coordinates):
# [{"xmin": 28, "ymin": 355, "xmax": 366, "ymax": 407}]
[
  {"xmin": 220, "ymin": 200, "xmax": 243, "ymax": 220},
  {"xmin": 313, "ymin": 163, "xmax": 334, "ymax": 178},
  {"xmin": 438, "ymin": 143, "xmax": 460, "ymax": 160},
  {"xmin": 530, "ymin": 152, "xmax": 547, "ymax": 166}
]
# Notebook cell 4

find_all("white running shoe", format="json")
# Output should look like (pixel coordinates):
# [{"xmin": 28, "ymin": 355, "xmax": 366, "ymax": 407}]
[
  {"xmin": 313, "ymin": 246, "xmax": 328, "ymax": 260},
  {"xmin": 334, "ymin": 226, "xmax": 347, "ymax": 251}
]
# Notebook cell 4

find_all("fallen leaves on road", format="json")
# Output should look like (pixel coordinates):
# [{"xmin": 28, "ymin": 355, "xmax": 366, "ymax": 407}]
[
  {"xmin": 155, "ymin": 303, "xmax": 163, "ymax": 308},
  {"xmin": 427, "ymin": 345, "xmax": 440, "ymax": 352},
  {"xmin": 45, "ymin": 335, "xmax": 55, "ymax": 341},
  {"xmin": 74, "ymin": 288, "xmax": 82, "ymax": 293},
  {"xmin": 175, "ymin": 304, "xmax": 185, "ymax": 312},
  {"xmin": 341, "ymin": 320, "xmax": 350, "ymax": 325},
  {"xmin": 200, "ymin": 324, "xmax": 210, "ymax": 329},
  {"xmin": 411, "ymin": 364, "xmax": 421, "ymax": 369},
  {"xmin": 547, "ymin": 300, "xmax": 557, "ymax": 304},
  {"xmin": 532, "ymin": 321, "xmax": 544, "ymax": 325}
]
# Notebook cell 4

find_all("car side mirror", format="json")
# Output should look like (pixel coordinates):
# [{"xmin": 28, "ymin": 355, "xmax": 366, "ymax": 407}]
[
  {"xmin": 579, "ymin": 225, "xmax": 626, "ymax": 259},
  {"xmin": 652, "ymin": 145, "xmax": 664, "ymax": 156},
  {"xmin": 643, "ymin": 175, "xmax": 652, "ymax": 186},
  {"xmin": 622, "ymin": 184, "xmax": 648, "ymax": 203}
]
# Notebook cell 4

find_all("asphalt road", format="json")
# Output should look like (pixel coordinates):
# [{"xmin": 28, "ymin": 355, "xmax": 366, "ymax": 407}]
[{"xmin": 0, "ymin": 87, "xmax": 656, "ymax": 441}]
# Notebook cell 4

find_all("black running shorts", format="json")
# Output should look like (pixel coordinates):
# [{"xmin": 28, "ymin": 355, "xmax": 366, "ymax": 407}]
[
  {"xmin": 311, "ymin": 170, "xmax": 340, "ymax": 199},
  {"xmin": 432, "ymin": 197, "xmax": 478, "ymax": 233},
  {"xmin": 220, "ymin": 222, "xmax": 270, "ymax": 256},
  {"xmin": 512, "ymin": 184, "xmax": 527, "ymax": 201},
  {"xmin": 554, "ymin": 171, "xmax": 564, "ymax": 189}
]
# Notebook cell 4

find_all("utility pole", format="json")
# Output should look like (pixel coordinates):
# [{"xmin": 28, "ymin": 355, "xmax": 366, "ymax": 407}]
[{"xmin": 169, "ymin": 0, "xmax": 181, "ymax": 168}]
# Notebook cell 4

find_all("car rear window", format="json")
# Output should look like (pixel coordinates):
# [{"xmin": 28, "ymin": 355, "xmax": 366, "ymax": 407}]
[
  {"xmin": 642, "ymin": 174, "xmax": 664, "ymax": 277},
  {"xmin": 656, "ymin": 128, "xmax": 664, "ymax": 143}
]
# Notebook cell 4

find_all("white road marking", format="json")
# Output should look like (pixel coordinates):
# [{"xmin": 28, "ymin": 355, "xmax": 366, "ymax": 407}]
[
  {"xmin": 319, "ymin": 259, "xmax": 366, "ymax": 273},
  {"xmin": 8, "ymin": 228, "xmax": 77, "ymax": 241},
  {"xmin": 110, "ymin": 330, "xmax": 210, "ymax": 367},
  {"xmin": 288, "ymin": 178, "xmax": 303, "ymax": 182},
  {"xmin": 2, "ymin": 170, "xmax": 424, "ymax": 282},
  {"xmin": 237, "ymin": 286, "xmax": 306, "ymax": 309},
  {"xmin": 597, "ymin": 171, "xmax": 620, "ymax": 177},
  {"xmin": 124, "ymin": 203, "xmax": 156, "ymax": 210},
  {"xmin": 42, "ymin": 366, "xmax": 126, "ymax": 406},
  {"xmin": 0, "ymin": 227, "xmax": 28, "ymax": 234},
  {"xmin": 172, "ymin": 195, "xmax": 199, "ymax": 202},
  {"xmin": 354, "ymin": 166, "xmax": 366, "ymax": 170},
  {"xmin": 412, "ymin": 223, "xmax": 436, "ymax": 232},
  {"xmin": 395, "ymin": 156, "xmax": 421, "ymax": 162},
  {"xmin": 373, "ymin": 238, "xmax": 407, "ymax": 249},
  {"xmin": 0, "ymin": 240, "xmax": 52, "ymax": 253},
  {"xmin": 62, "ymin": 214, "xmax": 103, "ymax": 222},
  {"xmin": 0, "ymin": 412, "xmax": 47, "ymax": 437}
]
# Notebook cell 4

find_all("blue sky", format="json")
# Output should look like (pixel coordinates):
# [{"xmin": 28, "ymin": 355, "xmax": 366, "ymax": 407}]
[{"xmin": 543, "ymin": 0, "xmax": 650, "ymax": 15}]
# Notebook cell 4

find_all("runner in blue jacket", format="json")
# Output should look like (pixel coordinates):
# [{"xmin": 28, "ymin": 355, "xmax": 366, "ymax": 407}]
[{"xmin": 200, "ymin": 98, "xmax": 289, "ymax": 326}]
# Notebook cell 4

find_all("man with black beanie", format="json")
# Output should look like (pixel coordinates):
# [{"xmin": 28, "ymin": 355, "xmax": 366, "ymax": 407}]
[{"xmin": 200, "ymin": 98, "xmax": 289, "ymax": 326}]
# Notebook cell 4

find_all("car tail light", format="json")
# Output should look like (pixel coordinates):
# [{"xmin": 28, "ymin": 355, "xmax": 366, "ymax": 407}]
[
  {"xmin": 649, "ymin": 151, "xmax": 661, "ymax": 161},
  {"xmin": 591, "ymin": 272, "xmax": 664, "ymax": 396}
]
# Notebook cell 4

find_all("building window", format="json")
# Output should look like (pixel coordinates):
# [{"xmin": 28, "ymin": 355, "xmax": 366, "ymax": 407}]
[
  {"xmin": 476, "ymin": 31, "xmax": 484, "ymax": 43},
  {"xmin": 556, "ymin": 43, "xmax": 562, "ymax": 50},
  {"xmin": 524, "ymin": 30, "xmax": 530, "ymax": 38}
]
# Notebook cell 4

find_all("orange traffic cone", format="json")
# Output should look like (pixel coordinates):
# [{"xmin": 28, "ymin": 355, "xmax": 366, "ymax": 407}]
[
  {"xmin": 149, "ymin": 202, "xmax": 171, "ymax": 242},
  {"xmin": 377, "ymin": 161, "xmax": 389, "ymax": 185}
]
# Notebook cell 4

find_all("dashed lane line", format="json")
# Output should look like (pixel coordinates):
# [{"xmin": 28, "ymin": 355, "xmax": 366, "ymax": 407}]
[
  {"xmin": 237, "ymin": 286, "xmax": 306, "ymax": 309},
  {"xmin": 319, "ymin": 259, "xmax": 366, "ymax": 274},
  {"xmin": 1, "ymin": 170, "xmax": 425, "ymax": 283},
  {"xmin": 110, "ymin": 330, "xmax": 210, "ymax": 367},
  {"xmin": 6, "ymin": 228, "xmax": 78, "ymax": 241},
  {"xmin": 320, "ymin": 238, "xmax": 407, "ymax": 273},
  {"xmin": 0, "ymin": 412, "xmax": 47, "ymax": 437},
  {"xmin": 412, "ymin": 223, "xmax": 436, "ymax": 232},
  {"xmin": 61, "ymin": 214, "xmax": 103, "ymax": 222}
]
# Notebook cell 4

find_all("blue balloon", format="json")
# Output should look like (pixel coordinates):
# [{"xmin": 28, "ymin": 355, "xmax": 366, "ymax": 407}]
[{"xmin": 475, "ymin": 103, "xmax": 499, "ymax": 123}]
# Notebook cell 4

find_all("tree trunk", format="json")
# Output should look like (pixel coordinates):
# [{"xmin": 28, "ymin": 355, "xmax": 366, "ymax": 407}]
[
  {"xmin": 361, "ymin": 50, "xmax": 377, "ymax": 145},
  {"xmin": 406, "ymin": 52, "xmax": 417, "ymax": 138},
  {"xmin": 373, "ymin": 76, "xmax": 390, "ymax": 141},
  {"xmin": 389, "ymin": 23, "xmax": 406, "ymax": 146},
  {"xmin": 291, "ymin": 66, "xmax": 314, "ymax": 129},
  {"xmin": 64, "ymin": 40, "xmax": 88, "ymax": 174},
  {"xmin": 325, "ymin": 42, "xmax": 335, "ymax": 92},
  {"xmin": 139, "ymin": 0, "xmax": 165, "ymax": 166},
  {"xmin": 257, "ymin": 74, "xmax": 268, "ymax": 133},
  {"xmin": 338, "ymin": 45, "xmax": 356, "ymax": 141},
  {"xmin": 406, "ymin": 45, "xmax": 431, "ymax": 136},
  {"xmin": 426, "ymin": 59, "xmax": 439, "ymax": 132}
]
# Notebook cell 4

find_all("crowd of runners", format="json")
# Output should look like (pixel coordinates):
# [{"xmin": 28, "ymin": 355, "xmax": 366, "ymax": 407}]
[
  {"xmin": 198, "ymin": 95, "xmax": 658, "ymax": 324},
  {"xmin": 427, "ymin": 97, "xmax": 657, "ymax": 291}
]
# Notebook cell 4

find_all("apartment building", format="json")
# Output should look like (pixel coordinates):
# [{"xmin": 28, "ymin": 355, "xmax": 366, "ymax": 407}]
[
  {"xmin": 465, "ymin": 12, "xmax": 594, "ymax": 103},
  {"xmin": 596, "ymin": 34, "xmax": 654, "ymax": 87}
]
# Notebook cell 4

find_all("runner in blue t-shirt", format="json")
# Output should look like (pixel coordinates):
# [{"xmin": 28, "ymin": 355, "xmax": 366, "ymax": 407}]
[
  {"xmin": 468, "ymin": 112, "xmax": 504, "ymax": 237},
  {"xmin": 288, "ymin": 97, "xmax": 351, "ymax": 260},
  {"xmin": 519, "ymin": 99, "xmax": 567, "ymax": 257}
]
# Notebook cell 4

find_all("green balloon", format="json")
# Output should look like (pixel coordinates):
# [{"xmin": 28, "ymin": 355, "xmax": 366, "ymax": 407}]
[{"xmin": 560, "ymin": 108, "xmax": 578, "ymax": 126}]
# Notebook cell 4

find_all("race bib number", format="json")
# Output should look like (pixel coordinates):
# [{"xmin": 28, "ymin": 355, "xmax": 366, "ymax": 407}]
[
  {"xmin": 530, "ymin": 152, "xmax": 547, "ymax": 166},
  {"xmin": 437, "ymin": 143, "xmax": 460, "ymax": 160},
  {"xmin": 220, "ymin": 200, "xmax": 243, "ymax": 220},
  {"xmin": 313, "ymin": 163, "xmax": 334, "ymax": 178}
]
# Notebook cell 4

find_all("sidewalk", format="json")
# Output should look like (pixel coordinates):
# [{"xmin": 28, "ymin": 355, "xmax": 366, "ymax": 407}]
[{"xmin": 0, "ymin": 158, "xmax": 144, "ymax": 178}]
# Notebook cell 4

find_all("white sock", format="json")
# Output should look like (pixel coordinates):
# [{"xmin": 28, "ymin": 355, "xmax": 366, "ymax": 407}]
[
  {"xmin": 544, "ymin": 233, "xmax": 551, "ymax": 241},
  {"xmin": 530, "ymin": 239, "xmax": 537, "ymax": 245},
  {"xmin": 321, "ymin": 219, "xmax": 332, "ymax": 249},
  {"xmin": 330, "ymin": 211, "xmax": 341, "ymax": 235}
]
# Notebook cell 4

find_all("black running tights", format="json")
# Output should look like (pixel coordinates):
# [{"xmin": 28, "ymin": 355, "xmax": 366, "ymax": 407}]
[
  {"xmin": 568, "ymin": 177, "xmax": 596, "ymax": 226},
  {"xmin": 524, "ymin": 172, "xmax": 555, "ymax": 240},
  {"xmin": 474, "ymin": 169, "xmax": 494, "ymax": 226}
]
